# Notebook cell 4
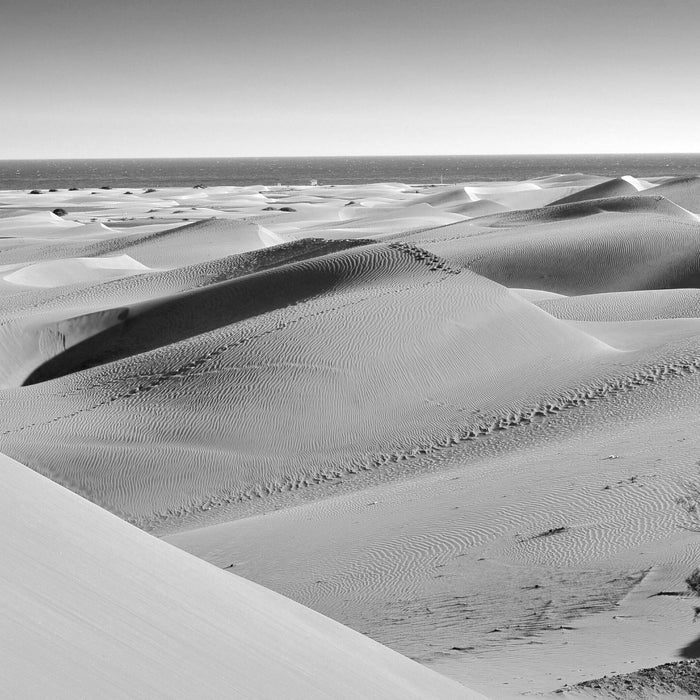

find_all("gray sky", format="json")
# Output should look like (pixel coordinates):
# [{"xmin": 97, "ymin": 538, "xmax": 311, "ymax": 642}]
[{"xmin": 3, "ymin": 0, "xmax": 699, "ymax": 157}]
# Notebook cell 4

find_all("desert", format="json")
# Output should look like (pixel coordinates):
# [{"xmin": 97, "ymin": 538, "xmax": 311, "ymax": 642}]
[{"xmin": 3, "ymin": 173, "xmax": 700, "ymax": 698}]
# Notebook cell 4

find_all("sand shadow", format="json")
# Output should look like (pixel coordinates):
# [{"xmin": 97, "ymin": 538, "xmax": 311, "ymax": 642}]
[{"xmin": 680, "ymin": 633, "xmax": 700, "ymax": 659}]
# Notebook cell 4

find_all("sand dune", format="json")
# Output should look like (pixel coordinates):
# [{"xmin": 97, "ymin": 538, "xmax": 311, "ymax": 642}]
[
  {"xmin": 552, "ymin": 176, "xmax": 700, "ymax": 216},
  {"xmin": 536, "ymin": 288, "xmax": 700, "ymax": 322},
  {"xmin": 444, "ymin": 198, "xmax": 508, "ymax": 216},
  {"xmin": 0, "ymin": 452, "xmax": 477, "ymax": 699},
  {"xmin": 0, "ymin": 238, "xmax": 370, "ymax": 388},
  {"xmin": 530, "ymin": 173, "xmax": 609, "ymax": 187},
  {"xmin": 643, "ymin": 175, "xmax": 700, "ymax": 213},
  {"xmin": 0, "ymin": 210, "xmax": 84, "ymax": 231},
  {"xmin": 409, "ymin": 186, "xmax": 477, "ymax": 208},
  {"xmin": 4, "ymin": 174, "xmax": 700, "ymax": 698},
  {"xmin": 463, "ymin": 181, "xmax": 585, "ymax": 209},
  {"xmin": 264, "ymin": 203, "xmax": 466, "ymax": 240},
  {"xmin": 0, "ymin": 241, "xmax": 618, "ymax": 523},
  {"xmin": 0, "ymin": 217, "xmax": 271, "ymax": 267},
  {"xmin": 549, "ymin": 177, "xmax": 640, "ymax": 204},
  {"xmin": 480, "ymin": 194, "xmax": 696, "ymax": 224},
  {"xmin": 2, "ymin": 254, "xmax": 151, "ymax": 288},
  {"xmin": 21, "ymin": 244, "xmax": 390, "ymax": 385},
  {"xmin": 406, "ymin": 198, "xmax": 700, "ymax": 294}
]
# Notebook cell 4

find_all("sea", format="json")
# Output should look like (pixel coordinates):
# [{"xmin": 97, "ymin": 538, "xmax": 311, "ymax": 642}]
[{"xmin": 1, "ymin": 154, "xmax": 699, "ymax": 190}]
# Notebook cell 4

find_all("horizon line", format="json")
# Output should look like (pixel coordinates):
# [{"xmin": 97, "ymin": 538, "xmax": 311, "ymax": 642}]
[{"xmin": 2, "ymin": 152, "xmax": 700, "ymax": 162}]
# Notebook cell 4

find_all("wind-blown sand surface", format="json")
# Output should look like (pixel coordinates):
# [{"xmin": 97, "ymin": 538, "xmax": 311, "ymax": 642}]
[
  {"xmin": 0, "ymin": 452, "xmax": 475, "ymax": 699},
  {"xmin": 3, "ymin": 175, "xmax": 700, "ymax": 697}
]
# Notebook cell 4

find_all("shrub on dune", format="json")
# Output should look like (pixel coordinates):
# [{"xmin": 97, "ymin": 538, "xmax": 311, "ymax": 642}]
[{"xmin": 687, "ymin": 568, "xmax": 700, "ymax": 595}]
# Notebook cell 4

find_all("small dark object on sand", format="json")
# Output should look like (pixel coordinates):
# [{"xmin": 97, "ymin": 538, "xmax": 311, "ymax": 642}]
[
  {"xmin": 29, "ymin": 189, "xmax": 42, "ymax": 194},
  {"xmin": 49, "ymin": 188, "xmax": 58, "ymax": 192},
  {"xmin": 530, "ymin": 526, "xmax": 567, "ymax": 540},
  {"xmin": 100, "ymin": 186, "xmax": 112, "ymax": 190},
  {"xmin": 144, "ymin": 188, "xmax": 156, "ymax": 193},
  {"xmin": 279, "ymin": 206, "xmax": 296, "ymax": 212},
  {"xmin": 68, "ymin": 187, "xmax": 79, "ymax": 191},
  {"xmin": 52, "ymin": 208, "xmax": 68, "ymax": 217}
]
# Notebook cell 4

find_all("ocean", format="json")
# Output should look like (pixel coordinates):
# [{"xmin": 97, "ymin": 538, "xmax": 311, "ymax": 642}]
[{"xmin": 1, "ymin": 154, "xmax": 699, "ymax": 190}]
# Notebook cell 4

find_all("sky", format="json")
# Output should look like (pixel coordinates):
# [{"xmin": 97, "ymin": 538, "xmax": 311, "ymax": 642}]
[{"xmin": 2, "ymin": 0, "xmax": 700, "ymax": 158}]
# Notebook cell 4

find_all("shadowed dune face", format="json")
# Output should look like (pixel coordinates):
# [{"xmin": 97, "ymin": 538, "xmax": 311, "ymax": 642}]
[
  {"xmin": 548, "ymin": 177, "xmax": 641, "ymax": 205},
  {"xmin": 21, "ymin": 242, "xmax": 376, "ymax": 385},
  {"xmin": 405, "ymin": 197, "xmax": 700, "ymax": 295},
  {"xmin": 0, "ymin": 237, "xmax": 372, "ymax": 388},
  {"xmin": 5, "ymin": 176, "xmax": 700, "ymax": 697},
  {"xmin": 644, "ymin": 176, "xmax": 700, "ymax": 213},
  {"xmin": 492, "ymin": 194, "xmax": 697, "ymax": 225},
  {"xmin": 0, "ymin": 240, "xmax": 616, "ymax": 523}
]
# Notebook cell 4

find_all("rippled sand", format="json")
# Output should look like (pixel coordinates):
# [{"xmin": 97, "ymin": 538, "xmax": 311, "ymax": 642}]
[{"xmin": 3, "ymin": 175, "xmax": 700, "ymax": 697}]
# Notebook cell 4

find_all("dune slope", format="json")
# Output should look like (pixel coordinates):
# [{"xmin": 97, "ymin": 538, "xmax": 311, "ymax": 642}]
[
  {"xmin": 405, "ymin": 197, "xmax": 700, "ymax": 294},
  {"xmin": 0, "ymin": 241, "xmax": 616, "ymax": 524},
  {"xmin": 0, "ymin": 452, "xmax": 479, "ymax": 699}
]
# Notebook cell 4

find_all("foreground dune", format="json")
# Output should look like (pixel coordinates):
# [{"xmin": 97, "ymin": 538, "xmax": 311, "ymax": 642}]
[
  {"xmin": 0, "ymin": 452, "xmax": 478, "ymax": 699},
  {"xmin": 4, "ymin": 174, "xmax": 700, "ymax": 697}
]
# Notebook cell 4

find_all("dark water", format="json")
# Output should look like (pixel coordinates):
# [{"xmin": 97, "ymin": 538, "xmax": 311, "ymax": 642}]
[{"xmin": 1, "ymin": 154, "xmax": 699, "ymax": 190}]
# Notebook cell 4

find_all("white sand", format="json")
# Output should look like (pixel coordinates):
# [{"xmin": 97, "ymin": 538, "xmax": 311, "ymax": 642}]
[
  {"xmin": 2, "ymin": 254, "xmax": 151, "ymax": 287},
  {"xmin": 3, "ymin": 176, "xmax": 700, "ymax": 697},
  {"xmin": 0, "ymin": 452, "xmax": 478, "ymax": 699}
]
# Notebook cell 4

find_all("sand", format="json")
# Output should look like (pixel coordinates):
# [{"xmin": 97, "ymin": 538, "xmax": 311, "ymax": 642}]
[
  {"xmin": 3, "ymin": 174, "xmax": 700, "ymax": 697},
  {"xmin": 0, "ymin": 452, "xmax": 476, "ymax": 699}
]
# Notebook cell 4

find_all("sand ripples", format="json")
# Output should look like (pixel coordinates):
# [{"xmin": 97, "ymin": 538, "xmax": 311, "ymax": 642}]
[{"xmin": 6, "ymin": 177, "xmax": 700, "ymax": 694}]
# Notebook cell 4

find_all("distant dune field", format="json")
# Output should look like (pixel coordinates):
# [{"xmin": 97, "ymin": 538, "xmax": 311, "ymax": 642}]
[{"xmin": 3, "ymin": 176, "xmax": 700, "ymax": 698}]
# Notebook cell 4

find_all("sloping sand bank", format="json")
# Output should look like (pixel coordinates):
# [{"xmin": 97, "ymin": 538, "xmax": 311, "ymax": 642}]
[{"xmin": 0, "ymin": 452, "xmax": 478, "ymax": 699}]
